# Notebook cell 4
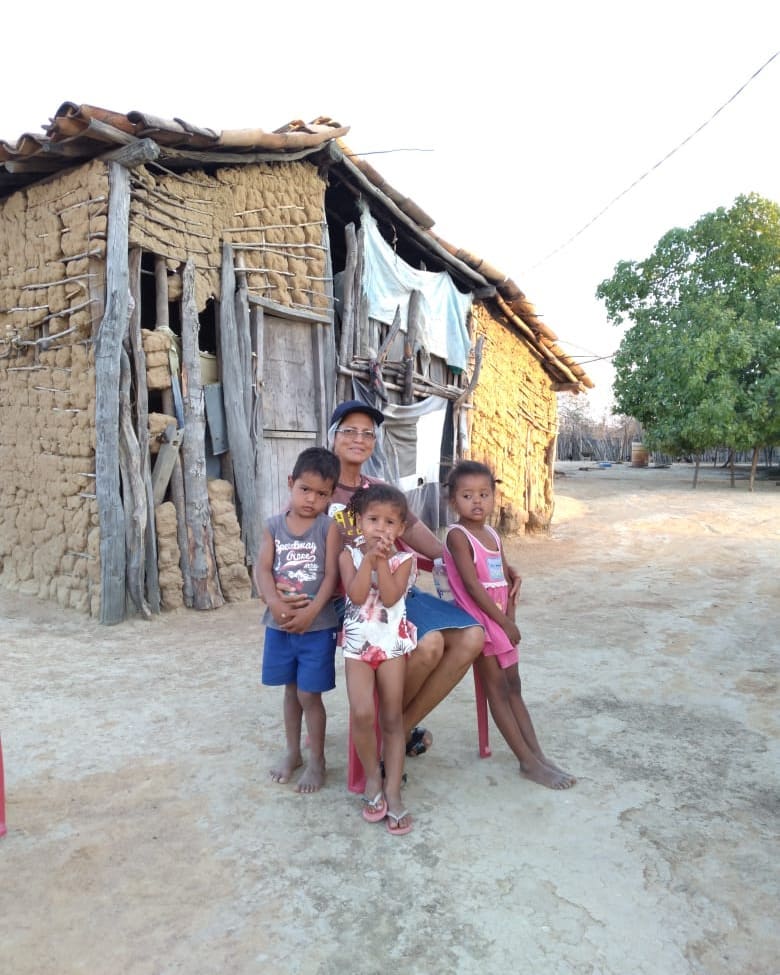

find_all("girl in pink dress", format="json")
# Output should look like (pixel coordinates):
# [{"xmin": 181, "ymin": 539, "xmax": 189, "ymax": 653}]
[
  {"xmin": 339, "ymin": 483, "xmax": 417, "ymax": 834},
  {"xmin": 443, "ymin": 461, "xmax": 575, "ymax": 790}
]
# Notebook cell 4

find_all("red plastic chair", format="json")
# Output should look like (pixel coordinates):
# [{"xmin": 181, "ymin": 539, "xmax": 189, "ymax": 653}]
[{"xmin": 346, "ymin": 538, "xmax": 492, "ymax": 793}]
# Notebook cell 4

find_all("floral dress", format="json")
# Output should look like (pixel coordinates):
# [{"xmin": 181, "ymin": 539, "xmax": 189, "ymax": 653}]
[{"xmin": 340, "ymin": 547, "xmax": 418, "ymax": 667}]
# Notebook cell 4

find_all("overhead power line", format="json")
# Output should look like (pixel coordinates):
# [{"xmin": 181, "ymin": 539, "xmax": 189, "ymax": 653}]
[{"xmin": 528, "ymin": 50, "xmax": 780, "ymax": 272}]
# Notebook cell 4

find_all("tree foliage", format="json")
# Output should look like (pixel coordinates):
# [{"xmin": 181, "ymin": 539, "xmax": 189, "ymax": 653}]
[{"xmin": 596, "ymin": 193, "xmax": 780, "ymax": 458}]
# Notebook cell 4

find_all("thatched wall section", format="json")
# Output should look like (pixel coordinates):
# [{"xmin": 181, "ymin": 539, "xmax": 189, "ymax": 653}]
[
  {"xmin": 469, "ymin": 304, "xmax": 558, "ymax": 534},
  {"xmin": 128, "ymin": 160, "xmax": 330, "ymax": 314},
  {"xmin": 0, "ymin": 160, "xmax": 108, "ymax": 611}
]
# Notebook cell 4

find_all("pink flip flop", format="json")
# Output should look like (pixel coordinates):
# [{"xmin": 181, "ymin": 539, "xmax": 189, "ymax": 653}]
[
  {"xmin": 361, "ymin": 792, "xmax": 387, "ymax": 823},
  {"xmin": 386, "ymin": 810, "xmax": 413, "ymax": 835}
]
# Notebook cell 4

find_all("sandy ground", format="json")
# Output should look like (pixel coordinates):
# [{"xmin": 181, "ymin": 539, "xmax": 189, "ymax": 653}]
[{"xmin": 1, "ymin": 461, "xmax": 778, "ymax": 975}]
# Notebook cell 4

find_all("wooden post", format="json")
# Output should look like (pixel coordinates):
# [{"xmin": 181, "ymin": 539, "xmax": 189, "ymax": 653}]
[
  {"xmin": 128, "ymin": 247, "xmax": 160, "ymax": 613},
  {"xmin": 355, "ymin": 223, "xmax": 367, "ymax": 360},
  {"xmin": 181, "ymin": 259, "xmax": 224, "ymax": 609},
  {"xmin": 338, "ymin": 223, "xmax": 357, "ymax": 400},
  {"xmin": 119, "ymin": 344, "xmax": 152, "ymax": 619},
  {"xmin": 251, "ymin": 302, "xmax": 265, "ymax": 465},
  {"xmin": 219, "ymin": 243, "xmax": 260, "ymax": 567},
  {"xmin": 154, "ymin": 255, "xmax": 169, "ymax": 330},
  {"xmin": 321, "ymin": 219, "xmax": 337, "ymax": 425},
  {"xmin": 403, "ymin": 289, "xmax": 422, "ymax": 404},
  {"xmin": 168, "ymin": 436, "xmax": 194, "ymax": 607},
  {"xmin": 250, "ymin": 303, "xmax": 265, "ymax": 596},
  {"xmin": 95, "ymin": 161, "xmax": 130, "ymax": 624},
  {"xmin": 235, "ymin": 265, "xmax": 253, "ymax": 428},
  {"xmin": 152, "ymin": 253, "xmax": 193, "ymax": 603}
]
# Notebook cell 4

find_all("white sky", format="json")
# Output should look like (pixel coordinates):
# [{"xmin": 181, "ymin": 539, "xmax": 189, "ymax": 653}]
[{"xmin": 4, "ymin": 1, "xmax": 779, "ymax": 416}]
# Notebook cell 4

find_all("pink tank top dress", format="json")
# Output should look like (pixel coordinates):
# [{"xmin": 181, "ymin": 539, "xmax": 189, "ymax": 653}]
[{"xmin": 443, "ymin": 523, "xmax": 518, "ymax": 665}]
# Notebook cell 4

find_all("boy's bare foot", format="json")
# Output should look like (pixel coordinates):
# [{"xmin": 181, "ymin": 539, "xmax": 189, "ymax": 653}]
[
  {"xmin": 269, "ymin": 751, "xmax": 303, "ymax": 784},
  {"xmin": 296, "ymin": 758, "xmax": 326, "ymax": 794},
  {"xmin": 520, "ymin": 756, "xmax": 576, "ymax": 790}
]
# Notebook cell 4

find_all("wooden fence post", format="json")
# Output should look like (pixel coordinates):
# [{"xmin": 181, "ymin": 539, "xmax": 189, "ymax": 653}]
[
  {"xmin": 219, "ymin": 243, "xmax": 260, "ymax": 567},
  {"xmin": 181, "ymin": 259, "xmax": 224, "ymax": 609},
  {"xmin": 94, "ymin": 161, "xmax": 131, "ymax": 624}
]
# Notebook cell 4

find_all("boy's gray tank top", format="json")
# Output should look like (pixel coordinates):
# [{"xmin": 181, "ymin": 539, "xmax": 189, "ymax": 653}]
[{"xmin": 262, "ymin": 512, "xmax": 338, "ymax": 631}]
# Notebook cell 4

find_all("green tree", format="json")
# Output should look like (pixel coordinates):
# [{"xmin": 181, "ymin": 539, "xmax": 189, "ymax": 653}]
[{"xmin": 597, "ymin": 193, "xmax": 780, "ymax": 487}]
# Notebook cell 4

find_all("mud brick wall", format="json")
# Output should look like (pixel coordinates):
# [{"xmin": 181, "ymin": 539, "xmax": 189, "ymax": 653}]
[
  {"xmin": 469, "ymin": 305, "xmax": 558, "ymax": 534},
  {"xmin": 128, "ymin": 161, "xmax": 330, "ymax": 315},
  {"xmin": 0, "ymin": 161, "xmax": 107, "ymax": 611},
  {"xmin": 207, "ymin": 480, "xmax": 252, "ymax": 603},
  {"xmin": 154, "ymin": 502, "xmax": 183, "ymax": 610}
]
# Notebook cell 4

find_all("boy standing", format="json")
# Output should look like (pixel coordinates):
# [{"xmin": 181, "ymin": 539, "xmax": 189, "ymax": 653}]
[{"xmin": 254, "ymin": 447, "xmax": 342, "ymax": 793}]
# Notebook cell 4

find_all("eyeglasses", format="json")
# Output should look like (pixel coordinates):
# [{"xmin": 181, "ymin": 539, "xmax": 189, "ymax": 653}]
[{"xmin": 336, "ymin": 426, "xmax": 376, "ymax": 441}]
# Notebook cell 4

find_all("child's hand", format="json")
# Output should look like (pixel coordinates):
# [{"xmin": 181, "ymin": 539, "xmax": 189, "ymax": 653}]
[
  {"xmin": 506, "ymin": 565, "xmax": 522, "ymax": 602},
  {"xmin": 364, "ymin": 537, "xmax": 390, "ymax": 562},
  {"xmin": 275, "ymin": 582, "xmax": 309, "ymax": 611},
  {"xmin": 503, "ymin": 619, "xmax": 522, "ymax": 646},
  {"xmin": 281, "ymin": 603, "xmax": 316, "ymax": 634},
  {"xmin": 268, "ymin": 598, "xmax": 294, "ymax": 628}
]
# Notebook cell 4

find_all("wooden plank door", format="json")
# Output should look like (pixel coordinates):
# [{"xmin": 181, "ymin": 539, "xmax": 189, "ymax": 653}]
[{"xmin": 255, "ymin": 312, "xmax": 328, "ymax": 523}]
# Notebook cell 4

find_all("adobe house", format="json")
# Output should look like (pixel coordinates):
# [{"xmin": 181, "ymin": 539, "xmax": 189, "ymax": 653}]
[{"xmin": 0, "ymin": 103, "xmax": 592, "ymax": 623}]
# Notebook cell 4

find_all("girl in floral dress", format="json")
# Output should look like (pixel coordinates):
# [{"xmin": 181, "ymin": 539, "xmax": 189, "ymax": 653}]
[{"xmin": 339, "ymin": 484, "xmax": 417, "ymax": 834}]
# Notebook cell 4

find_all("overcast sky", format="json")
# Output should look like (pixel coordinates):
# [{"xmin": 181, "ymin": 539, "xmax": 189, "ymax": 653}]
[{"xmin": 4, "ymin": 1, "xmax": 779, "ymax": 415}]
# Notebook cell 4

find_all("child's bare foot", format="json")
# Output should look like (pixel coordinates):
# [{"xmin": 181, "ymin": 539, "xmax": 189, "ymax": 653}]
[
  {"xmin": 520, "ymin": 756, "xmax": 576, "ymax": 790},
  {"xmin": 540, "ymin": 755, "xmax": 577, "ymax": 786},
  {"xmin": 296, "ymin": 757, "xmax": 326, "ymax": 794},
  {"xmin": 269, "ymin": 751, "xmax": 303, "ymax": 784}
]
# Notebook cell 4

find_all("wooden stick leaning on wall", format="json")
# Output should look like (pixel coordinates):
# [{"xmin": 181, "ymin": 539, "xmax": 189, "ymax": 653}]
[
  {"xmin": 219, "ymin": 243, "xmax": 261, "ymax": 569},
  {"xmin": 235, "ymin": 263, "xmax": 253, "ymax": 428},
  {"xmin": 128, "ymin": 247, "xmax": 160, "ymax": 613},
  {"xmin": 95, "ymin": 289, "xmax": 127, "ymax": 624},
  {"xmin": 321, "ymin": 219, "xmax": 338, "ymax": 423},
  {"xmin": 181, "ymin": 259, "xmax": 224, "ymax": 610},
  {"xmin": 250, "ymin": 303, "xmax": 265, "ymax": 594},
  {"xmin": 337, "ymin": 223, "xmax": 357, "ymax": 402},
  {"xmin": 154, "ymin": 254, "xmax": 193, "ymax": 607},
  {"xmin": 402, "ymin": 289, "xmax": 422, "ymax": 405},
  {"xmin": 355, "ymin": 223, "xmax": 368, "ymax": 361},
  {"xmin": 368, "ymin": 305, "xmax": 402, "ymax": 403},
  {"xmin": 118, "ymin": 341, "xmax": 152, "ymax": 619},
  {"xmin": 453, "ymin": 333, "xmax": 485, "ymax": 461}
]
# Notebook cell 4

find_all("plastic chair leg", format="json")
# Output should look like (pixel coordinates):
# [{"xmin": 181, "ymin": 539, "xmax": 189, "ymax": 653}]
[
  {"xmin": 0, "ymin": 735, "xmax": 6, "ymax": 838},
  {"xmin": 473, "ymin": 663, "xmax": 492, "ymax": 758},
  {"xmin": 347, "ymin": 689, "xmax": 382, "ymax": 794}
]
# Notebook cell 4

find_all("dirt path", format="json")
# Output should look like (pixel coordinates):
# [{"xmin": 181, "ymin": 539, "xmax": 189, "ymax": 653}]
[{"xmin": 1, "ymin": 462, "xmax": 777, "ymax": 974}]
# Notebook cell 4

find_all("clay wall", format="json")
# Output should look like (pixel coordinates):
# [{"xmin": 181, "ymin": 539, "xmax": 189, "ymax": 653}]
[
  {"xmin": 469, "ymin": 304, "xmax": 558, "ymax": 534},
  {"xmin": 128, "ymin": 160, "xmax": 329, "ymax": 314},
  {"xmin": 0, "ymin": 157, "xmax": 328, "ymax": 616},
  {"xmin": 0, "ymin": 160, "xmax": 107, "ymax": 611}
]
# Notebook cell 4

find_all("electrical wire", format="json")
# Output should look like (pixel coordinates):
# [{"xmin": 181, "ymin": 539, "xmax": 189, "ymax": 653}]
[{"xmin": 528, "ymin": 50, "xmax": 779, "ymax": 272}]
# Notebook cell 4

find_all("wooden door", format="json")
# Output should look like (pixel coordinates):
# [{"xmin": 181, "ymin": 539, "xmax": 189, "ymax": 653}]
[{"xmin": 254, "ymin": 307, "xmax": 329, "ymax": 523}]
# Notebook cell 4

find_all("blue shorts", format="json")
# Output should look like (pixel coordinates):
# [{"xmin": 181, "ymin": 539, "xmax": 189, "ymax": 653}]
[{"xmin": 262, "ymin": 626, "xmax": 338, "ymax": 693}]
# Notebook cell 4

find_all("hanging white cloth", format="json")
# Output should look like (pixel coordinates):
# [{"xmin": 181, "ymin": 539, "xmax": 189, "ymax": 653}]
[{"xmin": 359, "ymin": 203, "xmax": 473, "ymax": 372}]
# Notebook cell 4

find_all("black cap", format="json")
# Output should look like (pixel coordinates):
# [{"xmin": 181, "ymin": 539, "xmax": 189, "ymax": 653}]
[{"xmin": 330, "ymin": 399, "xmax": 385, "ymax": 427}]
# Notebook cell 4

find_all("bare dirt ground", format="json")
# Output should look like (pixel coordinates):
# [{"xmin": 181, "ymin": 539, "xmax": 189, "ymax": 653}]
[{"xmin": 1, "ymin": 461, "xmax": 778, "ymax": 975}]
